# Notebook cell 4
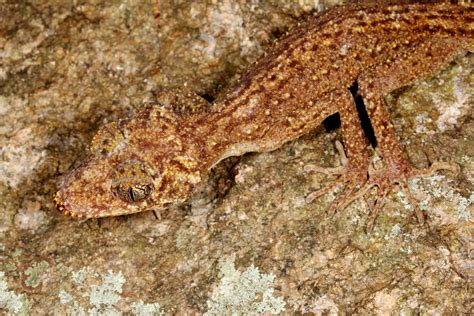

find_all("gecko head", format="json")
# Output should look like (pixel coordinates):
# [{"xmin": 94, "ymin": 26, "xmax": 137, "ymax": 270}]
[{"xmin": 55, "ymin": 99, "xmax": 205, "ymax": 219}]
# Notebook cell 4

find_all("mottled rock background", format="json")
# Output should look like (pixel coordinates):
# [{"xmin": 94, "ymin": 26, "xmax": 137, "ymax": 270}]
[{"xmin": 0, "ymin": 0, "xmax": 472, "ymax": 314}]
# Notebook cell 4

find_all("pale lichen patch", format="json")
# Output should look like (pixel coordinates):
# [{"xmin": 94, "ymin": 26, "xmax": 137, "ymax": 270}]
[
  {"xmin": 405, "ymin": 174, "xmax": 472, "ymax": 224},
  {"xmin": 131, "ymin": 301, "xmax": 165, "ymax": 316},
  {"xmin": 0, "ymin": 126, "xmax": 48, "ymax": 188},
  {"xmin": 205, "ymin": 255, "xmax": 285, "ymax": 315},
  {"xmin": 88, "ymin": 270, "xmax": 125, "ymax": 315},
  {"xmin": 59, "ymin": 268, "xmax": 165, "ymax": 315},
  {"xmin": 304, "ymin": 294, "xmax": 339, "ymax": 315},
  {"xmin": 0, "ymin": 271, "xmax": 28, "ymax": 314},
  {"xmin": 13, "ymin": 200, "xmax": 49, "ymax": 232}
]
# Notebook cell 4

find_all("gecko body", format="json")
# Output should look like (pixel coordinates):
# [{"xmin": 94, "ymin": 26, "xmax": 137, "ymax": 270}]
[{"xmin": 55, "ymin": 3, "xmax": 473, "ymax": 229}]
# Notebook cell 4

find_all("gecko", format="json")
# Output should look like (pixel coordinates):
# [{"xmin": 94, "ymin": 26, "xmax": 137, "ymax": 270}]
[{"xmin": 55, "ymin": 2, "xmax": 473, "ymax": 231}]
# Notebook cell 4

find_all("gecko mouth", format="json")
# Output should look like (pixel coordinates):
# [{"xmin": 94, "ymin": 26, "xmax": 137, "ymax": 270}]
[
  {"xmin": 53, "ymin": 154, "xmax": 127, "ymax": 219},
  {"xmin": 53, "ymin": 192, "xmax": 84, "ymax": 218}
]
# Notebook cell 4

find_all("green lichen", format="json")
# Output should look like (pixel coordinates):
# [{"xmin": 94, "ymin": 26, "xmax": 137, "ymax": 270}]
[
  {"xmin": 24, "ymin": 260, "xmax": 49, "ymax": 288},
  {"xmin": 56, "ymin": 263, "xmax": 73, "ymax": 279},
  {"xmin": 205, "ymin": 255, "xmax": 286, "ymax": 315},
  {"xmin": 12, "ymin": 249, "xmax": 22, "ymax": 257},
  {"xmin": 4, "ymin": 262, "xmax": 16, "ymax": 273}
]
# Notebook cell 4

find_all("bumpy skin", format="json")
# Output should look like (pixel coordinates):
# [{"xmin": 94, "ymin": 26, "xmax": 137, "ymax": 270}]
[{"xmin": 55, "ymin": 3, "xmax": 473, "ymax": 221}]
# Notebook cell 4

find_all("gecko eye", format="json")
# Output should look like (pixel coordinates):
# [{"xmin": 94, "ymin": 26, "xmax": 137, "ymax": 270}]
[
  {"xmin": 110, "ymin": 161, "xmax": 156, "ymax": 203},
  {"xmin": 113, "ymin": 182, "xmax": 154, "ymax": 203}
]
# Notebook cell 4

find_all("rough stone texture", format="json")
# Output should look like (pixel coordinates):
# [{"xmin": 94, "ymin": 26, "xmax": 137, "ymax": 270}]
[{"xmin": 0, "ymin": 0, "xmax": 472, "ymax": 315}]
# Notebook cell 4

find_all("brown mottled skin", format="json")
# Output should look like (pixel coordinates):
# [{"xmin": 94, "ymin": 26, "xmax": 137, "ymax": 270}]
[{"xmin": 55, "ymin": 3, "xmax": 473, "ymax": 230}]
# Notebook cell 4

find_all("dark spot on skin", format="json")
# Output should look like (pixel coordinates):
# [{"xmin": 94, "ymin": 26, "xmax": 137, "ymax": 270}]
[
  {"xmin": 255, "ymin": 85, "xmax": 267, "ymax": 97},
  {"xmin": 288, "ymin": 59, "xmax": 302, "ymax": 70},
  {"xmin": 268, "ymin": 74, "xmax": 277, "ymax": 81},
  {"xmin": 456, "ymin": 27, "xmax": 467, "ymax": 36},
  {"xmin": 417, "ymin": 6, "xmax": 427, "ymax": 13},
  {"xmin": 276, "ymin": 79, "xmax": 287, "ymax": 91},
  {"xmin": 425, "ymin": 14, "xmax": 439, "ymax": 20},
  {"xmin": 445, "ymin": 29, "xmax": 456, "ymax": 37},
  {"xmin": 438, "ymin": 9, "xmax": 453, "ymax": 15},
  {"xmin": 418, "ymin": 25, "xmax": 431, "ymax": 34},
  {"xmin": 118, "ymin": 119, "xmax": 129, "ymax": 128}
]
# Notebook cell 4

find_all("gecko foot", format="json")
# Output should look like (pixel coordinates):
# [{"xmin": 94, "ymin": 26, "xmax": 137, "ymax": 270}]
[
  {"xmin": 306, "ymin": 158, "xmax": 459, "ymax": 232},
  {"xmin": 364, "ymin": 160, "xmax": 458, "ymax": 232}
]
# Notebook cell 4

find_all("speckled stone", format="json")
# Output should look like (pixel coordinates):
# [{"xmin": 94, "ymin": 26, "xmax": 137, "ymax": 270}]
[{"xmin": 0, "ymin": 1, "xmax": 472, "ymax": 315}]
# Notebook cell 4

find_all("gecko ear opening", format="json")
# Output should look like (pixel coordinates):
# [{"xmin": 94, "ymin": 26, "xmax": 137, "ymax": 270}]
[{"xmin": 110, "ymin": 160, "xmax": 156, "ymax": 203}]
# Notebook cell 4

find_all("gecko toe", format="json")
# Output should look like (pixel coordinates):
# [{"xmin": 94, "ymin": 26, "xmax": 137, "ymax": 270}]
[{"xmin": 305, "ymin": 165, "xmax": 370, "ymax": 214}]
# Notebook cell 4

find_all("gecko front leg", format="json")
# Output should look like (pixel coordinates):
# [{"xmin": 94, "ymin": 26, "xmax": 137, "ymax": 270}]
[
  {"xmin": 356, "ymin": 88, "xmax": 459, "ymax": 231},
  {"xmin": 356, "ymin": 39, "xmax": 466, "ymax": 231},
  {"xmin": 305, "ymin": 89, "xmax": 375, "ymax": 219}
]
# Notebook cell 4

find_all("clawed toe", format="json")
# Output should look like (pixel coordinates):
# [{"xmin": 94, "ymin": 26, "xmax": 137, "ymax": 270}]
[
  {"xmin": 408, "ymin": 161, "xmax": 459, "ymax": 178},
  {"xmin": 305, "ymin": 166, "xmax": 369, "ymax": 214}
]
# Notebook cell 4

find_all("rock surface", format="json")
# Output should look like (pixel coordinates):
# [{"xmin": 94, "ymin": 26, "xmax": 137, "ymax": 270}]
[{"xmin": 0, "ymin": 1, "xmax": 472, "ymax": 314}]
